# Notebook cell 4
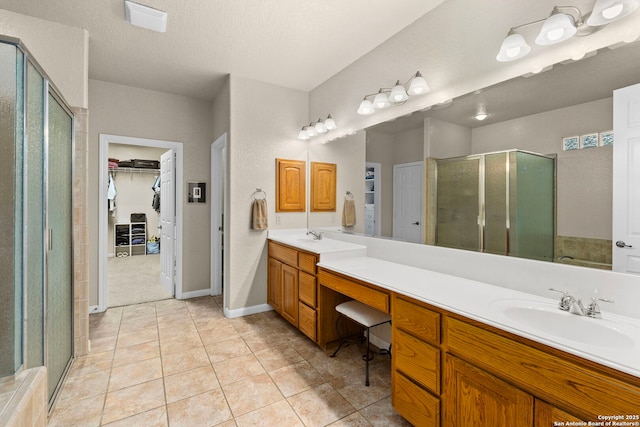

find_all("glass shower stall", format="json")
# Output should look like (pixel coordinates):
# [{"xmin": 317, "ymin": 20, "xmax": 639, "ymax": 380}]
[
  {"xmin": 434, "ymin": 150, "xmax": 555, "ymax": 262},
  {"xmin": 0, "ymin": 38, "xmax": 74, "ymax": 407}
]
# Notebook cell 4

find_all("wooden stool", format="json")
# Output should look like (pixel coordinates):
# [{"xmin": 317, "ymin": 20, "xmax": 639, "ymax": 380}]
[{"xmin": 330, "ymin": 300, "xmax": 391, "ymax": 386}]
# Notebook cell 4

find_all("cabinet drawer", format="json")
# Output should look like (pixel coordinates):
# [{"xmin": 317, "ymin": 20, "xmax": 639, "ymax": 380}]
[
  {"xmin": 393, "ymin": 371, "xmax": 440, "ymax": 427},
  {"xmin": 268, "ymin": 241, "xmax": 298, "ymax": 267},
  {"xmin": 299, "ymin": 271, "xmax": 317, "ymax": 308},
  {"xmin": 394, "ymin": 328, "xmax": 440, "ymax": 393},
  {"xmin": 445, "ymin": 317, "xmax": 640, "ymax": 418},
  {"xmin": 298, "ymin": 251, "xmax": 318, "ymax": 274},
  {"xmin": 393, "ymin": 295, "xmax": 440, "ymax": 344},
  {"xmin": 298, "ymin": 302, "xmax": 317, "ymax": 341},
  {"xmin": 318, "ymin": 270, "xmax": 389, "ymax": 313}
]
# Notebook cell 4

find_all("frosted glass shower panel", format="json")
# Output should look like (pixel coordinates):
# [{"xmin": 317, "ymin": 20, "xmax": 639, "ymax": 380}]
[
  {"xmin": 484, "ymin": 153, "xmax": 508, "ymax": 255},
  {"xmin": 509, "ymin": 151, "xmax": 554, "ymax": 261},
  {"xmin": 436, "ymin": 157, "xmax": 480, "ymax": 251}
]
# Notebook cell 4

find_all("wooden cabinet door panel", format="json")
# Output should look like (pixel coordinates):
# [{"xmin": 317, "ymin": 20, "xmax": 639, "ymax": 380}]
[
  {"xmin": 444, "ymin": 355, "xmax": 533, "ymax": 427},
  {"xmin": 394, "ymin": 328, "xmax": 440, "ymax": 394},
  {"xmin": 281, "ymin": 263, "xmax": 299, "ymax": 327},
  {"xmin": 298, "ymin": 302, "xmax": 317, "ymax": 341},
  {"xmin": 267, "ymin": 258, "xmax": 282, "ymax": 314},
  {"xmin": 311, "ymin": 162, "xmax": 336, "ymax": 212},
  {"xmin": 276, "ymin": 158, "xmax": 306, "ymax": 212},
  {"xmin": 535, "ymin": 400, "xmax": 584, "ymax": 427},
  {"xmin": 393, "ymin": 371, "xmax": 440, "ymax": 427}
]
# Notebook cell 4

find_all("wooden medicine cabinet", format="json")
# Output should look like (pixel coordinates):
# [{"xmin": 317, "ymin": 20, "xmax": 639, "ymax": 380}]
[
  {"xmin": 311, "ymin": 162, "xmax": 336, "ymax": 212},
  {"xmin": 276, "ymin": 158, "xmax": 306, "ymax": 212}
]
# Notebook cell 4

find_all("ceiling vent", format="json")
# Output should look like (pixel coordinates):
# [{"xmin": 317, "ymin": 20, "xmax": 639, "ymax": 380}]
[{"xmin": 124, "ymin": 1, "xmax": 167, "ymax": 33}]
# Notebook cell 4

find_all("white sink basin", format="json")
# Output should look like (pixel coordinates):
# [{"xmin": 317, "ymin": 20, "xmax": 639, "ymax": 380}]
[{"xmin": 489, "ymin": 299, "xmax": 637, "ymax": 349}]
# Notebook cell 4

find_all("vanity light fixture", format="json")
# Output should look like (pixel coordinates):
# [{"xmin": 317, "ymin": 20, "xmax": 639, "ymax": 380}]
[
  {"xmin": 124, "ymin": 1, "xmax": 168, "ymax": 33},
  {"xmin": 297, "ymin": 115, "xmax": 338, "ymax": 140},
  {"xmin": 357, "ymin": 71, "xmax": 430, "ymax": 115},
  {"xmin": 496, "ymin": 2, "xmax": 639, "ymax": 62}
]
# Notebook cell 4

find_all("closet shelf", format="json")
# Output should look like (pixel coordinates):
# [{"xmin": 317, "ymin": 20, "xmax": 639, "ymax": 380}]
[{"xmin": 109, "ymin": 167, "xmax": 159, "ymax": 174}]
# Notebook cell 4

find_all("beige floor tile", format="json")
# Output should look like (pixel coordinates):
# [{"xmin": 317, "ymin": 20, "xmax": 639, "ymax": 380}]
[
  {"xmin": 67, "ymin": 350, "xmax": 114, "ymax": 377},
  {"xmin": 119, "ymin": 314, "xmax": 158, "ymax": 332},
  {"xmin": 112, "ymin": 340, "xmax": 160, "ymax": 367},
  {"xmin": 307, "ymin": 346, "xmax": 363, "ymax": 381},
  {"xmin": 330, "ymin": 367, "xmax": 390, "ymax": 410},
  {"xmin": 254, "ymin": 345, "xmax": 304, "ymax": 372},
  {"xmin": 108, "ymin": 357, "xmax": 163, "ymax": 392},
  {"xmin": 161, "ymin": 346, "xmax": 211, "ymax": 376},
  {"xmin": 167, "ymin": 388, "xmax": 233, "ymax": 427},
  {"xmin": 102, "ymin": 378, "xmax": 166, "ymax": 424},
  {"xmin": 359, "ymin": 396, "xmax": 411, "ymax": 427},
  {"xmin": 164, "ymin": 365, "xmax": 220, "ymax": 403},
  {"xmin": 157, "ymin": 310, "xmax": 193, "ymax": 327},
  {"xmin": 90, "ymin": 335, "xmax": 118, "ymax": 353},
  {"xmin": 205, "ymin": 337, "xmax": 252, "ymax": 363},
  {"xmin": 269, "ymin": 360, "xmax": 325, "ymax": 397},
  {"xmin": 222, "ymin": 372, "xmax": 285, "ymax": 417},
  {"xmin": 159, "ymin": 331, "xmax": 203, "ymax": 356},
  {"xmin": 199, "ymin": 322, "xmax": 240, "ymax": 345},
  {"xmin": 234, "ymin": 400, "xmax": 303, "ymax": 427},
  {"xmin": 116, "ymin": 326, "xmax": 159, "ymax": 348},
  {"xmin": 158, "ymin": 323, "xmax": 198, "ymax": 340},
  {"xmin": 241, "ymin": 329, "xmax": 297, "ymax": 353},
  {"xmin": 56, "ymin": 369, "xmax": 110, "ymax": 407},
  {"xmin": 102, "ymin": 406, "xmax": 168, "ymax": 427},
  {"xmin": 213, "ymin": 354, "xmax": 266, "ymax": 386},
  {"xmin": 121, "ymin": 303, "xmax": 157, "ymax": 320},
  {"xmin": 328, "ymin": 412, "xmax": 373, "ymax": 426},
  {"xmin": 229, "ymin": 315, "xmax": 272, "ymax": 336},
  {"xmin": 288, "ymin": 383, "xmax": 356, "ymax": 427},
  {"xmin": 214, "ymin": 420, "xmax": 238, "ymax": 427},
  {"xmin": 155, "ymin": 298, "xmax": 188, "ymax": 313},
  {"xmin": 48, "ymin": 394, "xmax": 105, "ymax": 427}
]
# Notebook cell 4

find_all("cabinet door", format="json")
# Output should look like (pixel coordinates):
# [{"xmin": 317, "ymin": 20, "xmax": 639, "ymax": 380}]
[
  {"xmin": 535, "ymin": 400, "xmax": 583, "ymax": 427},
  {"xmin": 268, "ymin": 257, "xmax": 282, "ymax": 314},
  {"xmin": 311, "ymin": 161, "xmax": 336, "ymax": 212},
  {"xmin": 444, "ymin": 355, "xmax": 533, "ymax": 427},
  {"xmin": 276, "ymin": 158, "xmax": 306, "ymax": 212},
  {"xmin": 281, "ymin": 263, "xmax": 299, "ymax": 327}
]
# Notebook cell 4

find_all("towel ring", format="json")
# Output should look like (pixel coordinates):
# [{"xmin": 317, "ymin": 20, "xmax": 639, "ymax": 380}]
[
  {"xmin": 345, "ymin": 191, "xmax": 354, "ymax": 200},
  {"xmin": 252, "ymin": 188, "xmax": 267, "ymax": 200}
]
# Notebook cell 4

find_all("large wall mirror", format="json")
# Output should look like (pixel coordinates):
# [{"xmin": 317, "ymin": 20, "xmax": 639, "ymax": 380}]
[{"xmin": 308, "ymin": 41, "xmax": 640, "ymax": 270}]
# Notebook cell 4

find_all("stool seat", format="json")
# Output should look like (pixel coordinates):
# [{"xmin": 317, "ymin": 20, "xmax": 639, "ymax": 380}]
[{"xmin": 336, "ymin": 300, "xmax": 391, "ymax": 328}]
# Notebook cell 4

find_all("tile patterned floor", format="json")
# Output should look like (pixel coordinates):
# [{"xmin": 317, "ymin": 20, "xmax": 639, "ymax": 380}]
[{"xmin": 49, "ymin": 296, "xmax": 411, "ymax": 427}]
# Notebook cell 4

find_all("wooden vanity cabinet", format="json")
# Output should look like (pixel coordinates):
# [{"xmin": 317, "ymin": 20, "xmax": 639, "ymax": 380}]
[
  {"xmin": 389, "ymin": 293, "xmax": 640, "ymax": 427},
  {"xmin": 267, "ymin": 241, "xmax": 318, "ymax": 340}
]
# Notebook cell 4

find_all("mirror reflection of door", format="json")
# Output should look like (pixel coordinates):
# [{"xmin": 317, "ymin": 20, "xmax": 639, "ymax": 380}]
[{"xmin": 393, "ymin": 162, "xmax": 423, "ymax": 243}]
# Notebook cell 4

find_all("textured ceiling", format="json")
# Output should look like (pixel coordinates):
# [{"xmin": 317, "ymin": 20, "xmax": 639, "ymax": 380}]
[{"xmin": 0, "ymin": 0, "xmax": 445, "ymax": 100}]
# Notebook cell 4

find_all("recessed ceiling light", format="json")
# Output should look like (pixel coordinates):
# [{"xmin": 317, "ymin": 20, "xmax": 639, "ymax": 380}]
[
  {"xmin": 124, "ymin": 1, "xmax": 167, "ymax": 33},
  {"xmin": 475, "ymin": 113, "xmax": 489, "ymax": 121}
]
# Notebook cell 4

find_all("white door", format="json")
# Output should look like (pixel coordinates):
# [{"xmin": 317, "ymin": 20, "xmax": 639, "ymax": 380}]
[
  {"xmin": 393, "ymin": 162, "xmax": 423, "ymax": 243},
  {"xmin": 613, "ymin": 83, "xmax": 640, "ymax": 274},
  {"xmin": 160, "ymin": 149, "xmax": 176, "ymax": 293}
]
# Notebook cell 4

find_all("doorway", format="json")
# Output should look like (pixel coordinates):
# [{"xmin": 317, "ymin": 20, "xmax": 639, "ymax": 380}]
[
  {"xmin": 98, "ymin": 134, "xmax": 184, "ymax": 312},
  {"xmin": 211, "ymin": 134, "xmax": 227, "ymax": 310}
]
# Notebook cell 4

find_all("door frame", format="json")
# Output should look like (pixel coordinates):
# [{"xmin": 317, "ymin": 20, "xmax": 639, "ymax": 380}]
[
  {"xmin": 98, "ymin": 134, "xmax": 184, "ymax": 312},
  {"xmin": 211, "ymin": 133, "xmax": 227, "ymax": 307}
]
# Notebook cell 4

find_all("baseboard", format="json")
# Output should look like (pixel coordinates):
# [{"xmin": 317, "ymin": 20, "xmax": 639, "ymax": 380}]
[
  {"xmin": 178, "ymin": 289, "xmax": 212, "ymax": 299},
  {"xmin": 369, "ymin": 334, "xmax": 391, "ymax": 352},
  {"xmin": 223, "ymin": 303, "xmax": 273, "ymax": 319}
]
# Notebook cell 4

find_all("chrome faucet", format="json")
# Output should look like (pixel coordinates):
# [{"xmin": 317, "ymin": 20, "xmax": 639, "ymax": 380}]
[
  {"xmin": 549, "ymin": 288, "xmax": 614, "ymax": 318},
  {"xmin": 306, "ymin": 230, "xmax": 322, "ymax": 240}
]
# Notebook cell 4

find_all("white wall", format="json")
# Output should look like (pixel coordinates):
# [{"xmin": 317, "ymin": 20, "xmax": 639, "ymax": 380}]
[
  {"xmin": 227, "ymin": 75, "xmax": 308, "ymax": 311},
  {"xmin": 0, "ymin": 9, "xmax": 87, "ymax": 108},
  {"xmin": 425, "ymin": 117, "xmax": 472, "ymax": 158},
  {"xmin": 88, "ymin": 80, "xmax": 214, "ymax": 304}
]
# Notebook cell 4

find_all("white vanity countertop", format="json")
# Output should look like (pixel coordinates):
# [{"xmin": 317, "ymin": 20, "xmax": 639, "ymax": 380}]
[
  {"xmin": 268, "ymin": 234, "xmax": 367, "ymax": 260},
  {"xmin": 317, "ymin": 256, "xmax": 640, "ymax": 379}
]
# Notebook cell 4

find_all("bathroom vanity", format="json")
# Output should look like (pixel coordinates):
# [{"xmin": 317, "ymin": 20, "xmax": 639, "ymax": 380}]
[{"xmin": 267, "ymin": 233, "xmax": 640, "ymax": 426}]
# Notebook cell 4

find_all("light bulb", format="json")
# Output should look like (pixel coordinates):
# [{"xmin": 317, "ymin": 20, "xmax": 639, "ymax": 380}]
[
  {"xmin": 315, "ymin": 120, "xmax": 326, "ymax": 134},
  {"xmin": 298, "ymin": 127, "xmax": 310, "ymax": 140},
  {"xmin": 407, "ymin": 72, "xmax": 429, "ymax": 96},
  {"xmin": 373, "ymin": 92, "xmax": 390, "ymax": 109},
  {"xmin": 389, "ymin": 81, "xmax": 408, "ymax": 103},
  {"xmin": 323, "ymin": 115, "xmax": 337, "ymax": 131},
  {"xmin": 357, "ymin": 99, "xmax": 375, "ymax": 115},
  {"xmin": 306, "ymin": 124, "xmax": 317, "ymax": 137},
  {"xmin": 496, "ymin": 32, "xmax": 531, "ymax": 62},
  {"xmin": 603, "ymin": 3, "xmax": 624, "ymax": 18},
  {"xmin": 535, "ymin": 12, "xmax": 577, "ymax": 45}
]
